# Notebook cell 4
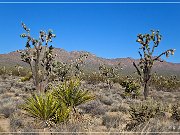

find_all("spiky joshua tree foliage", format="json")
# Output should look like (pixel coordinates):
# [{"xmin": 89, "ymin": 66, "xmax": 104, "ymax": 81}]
[
  {"xmin": 52, "ymin": 53, "xmax": 88, "ymax": 82},
  {"xmin": 133, "ymin": 30, "xmax": 175, "ymax": 99},
  {"xmin": 99, "ymin": 64, "xmax": 120, "ymax": 89},
  {"xmin": 19, "ymin": 22, "xmax": 56, "ymax": 92}
]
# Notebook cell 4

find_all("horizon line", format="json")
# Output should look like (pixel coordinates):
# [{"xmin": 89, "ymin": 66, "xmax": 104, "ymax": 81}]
[
  {"xmin": 0, "ymin": 48, "xmax": 179, "ymax": 64},
  {"xmin": 0, "ymin": 1, "xmax": 180, "ymax": 4}
]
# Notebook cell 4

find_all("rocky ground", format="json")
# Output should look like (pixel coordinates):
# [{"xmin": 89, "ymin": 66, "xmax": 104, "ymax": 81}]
[{"xmin": 0, "ymin": 75, "xmax": 180, "ymax": 135}]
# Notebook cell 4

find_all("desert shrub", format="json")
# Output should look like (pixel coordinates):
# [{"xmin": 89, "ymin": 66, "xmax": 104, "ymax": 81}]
[
  {"xmin": 82, "ymin": 72, "xmax": 104, "ymax": 84},
  {"xmin": 0, "ymin": 66, "xmax": 6, "ymax": 75},
  {"xmin": 0, "ymin": 126, "xmax": 5, "ymax": 133},
  {"xmin": 11, "ymin": 66, "xmax": 29, "ymax": 77},
  {"xmin": 78, "ymin": 100, "xmax": 107, "ymax": 116},
  {"xmin": 0, "ymin": 66, "xmax": 30, "ymax": 77},
  {"xmin": 99, "ymin": 95, "xmax": 113, "ymax": 105},
  {"xmin": 10, "ymin": 113, "xmax": 24, "ymax": 131},
  {"xmin": 0, "ymin": 106, "xmax": 15, "ymax": 118},
  {"xmin": 20, "ymin": 92, "xmax": 70, "ymax": 127},
  {"xmin": 120, "ymin": 78, "xmax": 141, "ymax": 99},
  {"xmin": 99, "ymin": 64, "xmax": 121, "ymax": 89},
  {"xmin": 52, "ymin": 121, "xmax": 87, "ymax": 134},
  {"xmin": 0, "ymin": 87, "xmax": 6, "ymax": 94},
  {"xmin": 171, "ymin": 103, "xmax": 180, "ymax": 121},
  {"xmin": 127, "ymin": 100, "xmax": 165, "ymax": 129},
  {"xmin": 129, "ymin": 118, "xmax": 180, "ymax": 133},
  {"xmin": 110, "ymin": 103, "xmax": 129, "ymax": 113},
  {"xmin": 111, "ymin": 75, "xmax": 124, "ymax": 84},
  {"xmin": 52, "ymin": 79, "xmax": 95, "ymax": 113},
  {"xmin": 21, "ymin": 128, "xmax": 39, "ymax": 135},
  {"xmin": 151, "ymin": 73, "xmax": 180, "ymax": 92},
  {"xmin": 20, "ymin": 72, "xmax": 32, "ymax": 82},
  {"xmin": 102, "ymin": 112, "xmax": 121, "ymax": 129}
]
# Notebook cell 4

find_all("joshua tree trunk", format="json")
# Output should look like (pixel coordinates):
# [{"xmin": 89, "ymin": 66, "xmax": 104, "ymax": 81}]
[
  {"xmin": 144, "ymin": 80, "xmax": 150, "ymax": 100},
  {"xmin": 143, "ymin": 66, "xmax": 151, "ymax": 100},
  {"xmin": 34, "ymin": 49, "xmax": 41, "ymax": 91}
]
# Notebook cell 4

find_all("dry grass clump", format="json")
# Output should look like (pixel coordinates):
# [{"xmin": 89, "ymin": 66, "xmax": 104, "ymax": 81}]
[
  {"xmin": 130, "ymin": 118, "xmax": 180, "ymax": 134},
  {"xmin": 99, "ymin": 95, "xmax": 114, "ymax": 106},
  {"xmin": 0, "ymin": 106, "xmax": 15, "ymax": 118},
  {"xmin": 102, "ymin": 112, "xmax": 122, "ymax": 129}
]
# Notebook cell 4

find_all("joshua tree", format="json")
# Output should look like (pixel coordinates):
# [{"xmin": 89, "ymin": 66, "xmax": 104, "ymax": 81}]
[
  {"xmin": 133, "ymin": 30, "xmax": 175, "ymax": 99},
  {"xmin": 19, "ymin": 22, "xmax": 56, "ymax": 92},
  {"xmin": 99, "ymin": 64, "xmax": 120, "ymax": 89},
  {"xmin": 52, "ymin": 53, "xmax": 88, "ymax": 82}
]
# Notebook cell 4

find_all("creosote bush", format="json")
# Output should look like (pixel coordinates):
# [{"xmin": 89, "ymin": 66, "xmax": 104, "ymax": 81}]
[
  {"xmin": 127, "ymin": 100, "xmax": 166, "ymax": 130},
  {"xmin": 0, "ymin": 66, "xmax": 30, "ymax": 77},
  {"xmin": 20, "ymin": 72, "xmax": 32, "ymax": 82},
  {"xmin": 82, "ymin": 72, "xmax": 104, "ymax": 84},
  {"xmin": 171, "ymin": 103, "xmax": 180, "ymax": 121},
  {"xmin": 150, "ymin": 73, "xmax": 180, "ymax": 92},
  {"xmin": 121, "ymin": 79, "xmax": 141, "ymax": 99}
]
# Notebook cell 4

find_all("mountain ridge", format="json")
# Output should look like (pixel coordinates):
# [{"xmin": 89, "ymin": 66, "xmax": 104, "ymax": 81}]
[{"xmin": 0, "ymin": 48, "xmax": 179, "ymax": 77}]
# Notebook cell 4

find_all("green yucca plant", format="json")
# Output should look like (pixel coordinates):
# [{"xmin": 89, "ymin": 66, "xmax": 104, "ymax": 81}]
[
  {"xmin": 52, "ymin": 79, "xmax": 95, "ymax": 113},
  {"xmin": 21, "ymin": 92, "xmax": 70, "ymax": 126}
]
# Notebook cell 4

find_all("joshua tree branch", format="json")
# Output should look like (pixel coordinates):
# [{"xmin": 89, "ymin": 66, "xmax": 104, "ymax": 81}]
[
  {"xmin": 153, "ymin": 49, "xmax": 173, "ymax": 61},
  {"xmin": 133, "ymin": 62, "xmax": 142, "ymax": 77}
]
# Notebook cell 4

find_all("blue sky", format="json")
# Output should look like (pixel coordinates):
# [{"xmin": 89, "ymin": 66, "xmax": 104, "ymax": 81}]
[{"xmin": 0, "ymin": 1, "xmax": 180, "ymax": 63}]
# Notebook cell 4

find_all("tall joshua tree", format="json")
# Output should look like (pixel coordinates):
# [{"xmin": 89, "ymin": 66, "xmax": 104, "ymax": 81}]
[
  {"xmin": 19, "ymin": 22, "xmax": 56, "ymax": 92},
  {"xmin": 133, "ymin": 30, "xmax": 175, "ymax": 99}
]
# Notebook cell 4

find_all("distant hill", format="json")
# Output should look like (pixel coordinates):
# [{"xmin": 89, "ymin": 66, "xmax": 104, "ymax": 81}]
[{"xmin": 0, "ymin": 48, "xmax": 180, "ymax": 77}]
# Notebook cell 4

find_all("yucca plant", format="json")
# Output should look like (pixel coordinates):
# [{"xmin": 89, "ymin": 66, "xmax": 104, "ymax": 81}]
[
  {"xmin": 21, "ymin": 92, "xmax": 70, "ymax": 126},
  {"xmin": 52, "ymin": 79, "xmax": 95, "ymax": 113}
]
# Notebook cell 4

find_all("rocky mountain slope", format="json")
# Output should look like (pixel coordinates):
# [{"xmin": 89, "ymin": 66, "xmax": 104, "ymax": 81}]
[{"xmin": 0, "ymin": 48, "xmax": 180, "ymax": 77}]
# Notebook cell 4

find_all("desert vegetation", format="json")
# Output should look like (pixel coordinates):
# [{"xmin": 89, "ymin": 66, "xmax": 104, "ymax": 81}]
[{"xmin": 0, "ymin": 23, "xmax": 180, "ymax": 134}]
